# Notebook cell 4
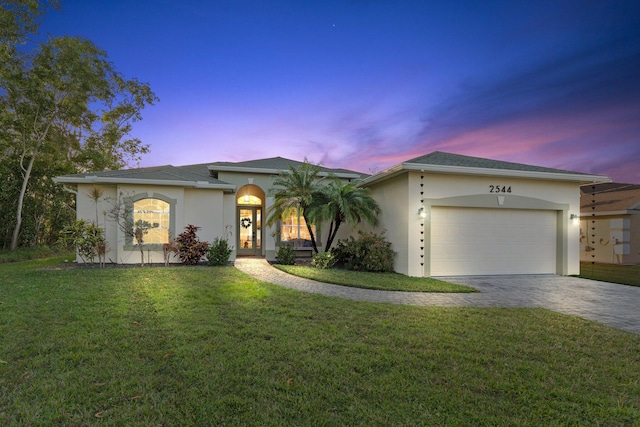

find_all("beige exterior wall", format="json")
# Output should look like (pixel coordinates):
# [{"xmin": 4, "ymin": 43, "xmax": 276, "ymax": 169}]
[
  {"xmin": 367, "ymin": 171, "xmax": 582, "ymax": 277},
  {"xmin": 74, "ymin": 184, "xmax": 231, "ymax": 265},
  {"xmin": 113, "ymin": 185, "xmax": 184, "ymax": 264},
  {"xmin": 580, "ymin": 214, "xmax": 640, "ymax": 265},
  {"xmin": 184, "ymin": 189, "xmax": 227, "ymax": 243},
  {"xmin": 219, "ymin": 170, "xmax": 357, "ymax": 261},
  {"xmin": 221, "ymin": 172, "xmax": 282, "ymax": 259},
  {"xmin": 366, "ymin": 174, "xmax": 411, "ymax": 275},
  {"xmin": 76, "ymin": 184, "xmax": 118, "ymax": 263},
  {"xmin": 73, "ymin": 169, "xmax": 360, "ymax": 264}
]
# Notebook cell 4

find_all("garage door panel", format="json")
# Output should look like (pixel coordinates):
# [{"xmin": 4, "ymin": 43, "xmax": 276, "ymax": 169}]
[{"xmin": 430, "ymin": 207, "xmax": 556, "ymax": 276}]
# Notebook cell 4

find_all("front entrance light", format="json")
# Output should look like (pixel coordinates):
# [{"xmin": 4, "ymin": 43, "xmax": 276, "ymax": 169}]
[{"xmin": 418, "ymin": 207, "xmax": 427, "ymax": 219}]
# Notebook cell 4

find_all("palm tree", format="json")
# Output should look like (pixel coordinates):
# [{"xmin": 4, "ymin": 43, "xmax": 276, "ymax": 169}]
[
  {"xmin": 312, "ymin": 178, "xmax": 381, "ymax": 252},
  {"xmin": 266, "ymin": 161, "xmax": 323, "ymax": 253}
]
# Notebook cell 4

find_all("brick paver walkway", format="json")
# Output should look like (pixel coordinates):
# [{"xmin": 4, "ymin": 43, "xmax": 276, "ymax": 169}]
[{"xmin": 235, "ymin": 258, "xmax": 640, "ymax": 335}]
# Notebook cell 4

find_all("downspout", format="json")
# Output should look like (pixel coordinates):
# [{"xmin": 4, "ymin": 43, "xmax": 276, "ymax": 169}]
[
  {"xmin": 61, "ymin": 185, "xmax": 78, "ymax": 195},
  {"xmin": 60, "ymin": 185, "xmax": 79, "ymax": 219}
]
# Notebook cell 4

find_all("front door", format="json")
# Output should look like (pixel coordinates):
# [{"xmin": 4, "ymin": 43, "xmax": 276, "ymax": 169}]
[{"xmin": 237, "ymin": 207, "xmax": 262, "ymax": 256}]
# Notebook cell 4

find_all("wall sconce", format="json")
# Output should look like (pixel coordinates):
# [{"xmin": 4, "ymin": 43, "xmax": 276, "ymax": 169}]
[
  {"xmin": 570, "ymin": 213, "xmax": 579, "ymax": 224},
  {"xmin": 418, "ymin": 207, "xmax": 427, "ymax": 219}
]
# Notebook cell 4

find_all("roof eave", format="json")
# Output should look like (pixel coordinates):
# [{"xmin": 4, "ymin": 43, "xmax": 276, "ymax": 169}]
[
  {"xmin": 209, "ymin": 165, "xmax": 361, "ymax": 179},
  {"xmin": 360, "ymin": 163, "xmax": 611, "ymax": 186},
  {"xmin": 357, "ymin": 164, "xmax": 405, "ymax": 187},
  {"xmin": 53, "ymin": 176, "xmax": 236, "ymax": 191}
]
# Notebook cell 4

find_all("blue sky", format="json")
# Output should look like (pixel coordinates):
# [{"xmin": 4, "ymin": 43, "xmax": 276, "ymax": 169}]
[{"xmin": 41, "ymin": 0, "xmax": 640, "ymax": 182}]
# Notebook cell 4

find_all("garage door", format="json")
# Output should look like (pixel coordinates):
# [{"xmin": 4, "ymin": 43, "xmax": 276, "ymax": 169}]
[{"xmin": 430, "ymin": 207, "xmax": 557, "ymax": 276}]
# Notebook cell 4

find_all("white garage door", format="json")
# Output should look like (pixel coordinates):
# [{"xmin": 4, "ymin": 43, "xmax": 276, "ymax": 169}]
[{"xmin": 430, "ymin": 207, "xmax": 557, "ymax": 276}]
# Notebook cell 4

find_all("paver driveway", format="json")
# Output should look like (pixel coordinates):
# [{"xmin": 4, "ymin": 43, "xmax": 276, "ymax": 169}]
[{"xmin": 235, "ymin": 258, "xmax": 640, "ymax": 335}]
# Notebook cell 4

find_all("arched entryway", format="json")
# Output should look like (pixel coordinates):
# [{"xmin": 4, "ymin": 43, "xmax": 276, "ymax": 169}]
[{"xmin": 236, "ymin": 184, "xmax": 265, "ymax": 256}]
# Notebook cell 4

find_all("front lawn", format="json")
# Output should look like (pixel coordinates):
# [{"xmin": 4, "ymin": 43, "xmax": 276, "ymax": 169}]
[
  {"xmin": 275, "ymin": 265, "xmax": 476, "ymax": 292},
  {"xmin": 0, "ymin": 246, "xmax": 71, "ymax": 264},
  {"xmin": 580, "ymin": 262, "xmax": 640, "ymax": 287},
  {"xmin": 1, "ymin": 259, "xmax": 639, "ymax": 425}
]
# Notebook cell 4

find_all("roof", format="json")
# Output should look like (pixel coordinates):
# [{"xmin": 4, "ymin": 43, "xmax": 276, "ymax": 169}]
[
  {"xmin": 208, "ymin": 156, "xmax": 364, "ymax": 179},
  {"xmin": 52, "ymin": 156, "xmax": 365, "ymax": 188},
  {"xmin": 406, "ymin": 151, "xmax": 590, "ymax": 175},
  {"xmin": 580, "ymin": 183, "xmax": 640, "ymax": 214},
  {"xmin": 53, "ymin": 163, "xmax": 236, "ymax": 190},
  {"xmin": 360, "ymin": 151, "xmax": 610, "ymax": 186}
]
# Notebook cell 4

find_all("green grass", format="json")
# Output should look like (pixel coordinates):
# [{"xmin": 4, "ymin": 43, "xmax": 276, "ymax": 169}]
[
  {"xmin": 1, "ymin": 259, "xmax": 639, "ymax": 426},
  {"xmin": 580, "ymin": 262, "xmax": 640, "ymax": 287},
  {"xmin": 0, "ymin": 246, "xmax": 73, "ymax": 264},
  {"xmin": 275, "ymin": 265, "xmax": 476, "ymax": 292}
]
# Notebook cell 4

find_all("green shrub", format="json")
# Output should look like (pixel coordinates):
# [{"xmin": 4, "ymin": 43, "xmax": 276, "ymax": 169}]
[
  {"xmin": 58, "ymin": 219, "xmax": 106, "ymax": 264},
  {"xmin": 177, "ymin": 225, "xmax": 210, "ymax": 265},
  {"xmin": 333, "ymin": 231, "xmax": 395, "ymax": 272},
  {"xmin": 275, "ymin": 245, "xmax": 296, "ymax": 265},
  {"xmin": 312, "ymin": 251, "xmax": 336, "ymax": 269},
  {"xmin": 209, "ymin": 237, "xmax": 233, "ymax": 266}
]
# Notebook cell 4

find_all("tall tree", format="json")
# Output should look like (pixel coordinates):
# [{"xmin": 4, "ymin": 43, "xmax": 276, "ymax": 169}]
[
  {"xmin": 1, "ymin": 35, "xmax": 157, "ymax": 249},
  {"xmin": 0, "ymin": 1, "xmax": 59, "ymax": 50},
  {"xmin": 266, "ymin": 161, "xmax": 323, "ymax": 254},
  {"xmin": 310, "ymin": 178, "xmax": 381, "ymax": 252}
]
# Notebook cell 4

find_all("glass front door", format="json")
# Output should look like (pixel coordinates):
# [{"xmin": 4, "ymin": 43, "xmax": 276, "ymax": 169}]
[{"xmin": 238, "ymin": 207, "xmax": 262, "ymax": 256}]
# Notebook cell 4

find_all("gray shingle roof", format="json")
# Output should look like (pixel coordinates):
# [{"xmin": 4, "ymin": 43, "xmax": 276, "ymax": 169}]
[
  {"xmin": 208, "ymin": 156, "xmax": 306, "ymax": 170},
  {"xmin": 208, "ymin": 156, "xmax": 364, "ymax": 177},
  {"xmin": 54, "ymin": 157, "xmax": 365, "ymax": 185},
  {"xmin": 55, "ymin": 163, "xmax": 229, "ymax": 185},
  {"xmin": 405, "ymin": 151, "xmax": 591, "ymax": 176}
]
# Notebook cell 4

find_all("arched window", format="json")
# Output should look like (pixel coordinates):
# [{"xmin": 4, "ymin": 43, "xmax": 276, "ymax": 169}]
[
  {"xmin": 133, "ymin": 198, "xmax": 171, "ymax": 244},
  {"xmin": 122, "ymin": 193, "xmax": 176, "ymax": 250},
  {"xmin": 237, "ymin": 194, "xmax": 262, "ymax": 205}
]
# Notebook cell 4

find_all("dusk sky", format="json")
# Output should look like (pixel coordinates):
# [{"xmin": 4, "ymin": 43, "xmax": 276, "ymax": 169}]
[{"xmin": 40, "ymin": 1, "xmax": 640, "ymax": 183}]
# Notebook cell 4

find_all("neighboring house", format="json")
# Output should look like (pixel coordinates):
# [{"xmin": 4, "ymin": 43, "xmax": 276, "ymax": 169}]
[
  {"xmin": 53, "ymin": 151, "xmax": 609, "ymax": 276},
  {"xmin": 579, "ymin": 183, "xmax": 640, "ymax": 265}
]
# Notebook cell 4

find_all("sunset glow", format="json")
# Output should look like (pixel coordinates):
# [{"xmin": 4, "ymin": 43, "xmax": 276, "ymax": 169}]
[{"xmin": 41, "ymin": 1, "xmax": 640, "ymax": 182}]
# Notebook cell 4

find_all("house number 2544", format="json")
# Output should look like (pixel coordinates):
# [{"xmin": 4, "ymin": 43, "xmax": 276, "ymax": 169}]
[{"xmin": 489, "ymin": 185, "xmax": 512, "ymax": 193}]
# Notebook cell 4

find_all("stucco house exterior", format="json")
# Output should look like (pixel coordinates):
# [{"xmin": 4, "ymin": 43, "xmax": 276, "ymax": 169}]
[
  {"xmin": 53, "ymin": 151, "xmax": 608, "ymax": 276},
  {"xmin": 580, "ymin": 183, "xmax": 640, "ymax": 265},
  {"xmin": 358, "ymin": 152, "xmax": 608, "ymax": 277},
  {"xmin": 53, "ymin": 157, "xmax": 362, "ymax": 265}
]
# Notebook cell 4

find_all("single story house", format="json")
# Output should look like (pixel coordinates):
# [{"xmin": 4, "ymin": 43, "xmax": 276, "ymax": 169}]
[
  {"xmin": 53, "ymin": 157, "xmax": 362, "ymax": 264},
  {"xmin": 53, "ymin": 151, "xmax": 609, "ymax": 276},
  {"xmin": 580, "ymin": 183, "xmax": 640, "ymax": 265}
]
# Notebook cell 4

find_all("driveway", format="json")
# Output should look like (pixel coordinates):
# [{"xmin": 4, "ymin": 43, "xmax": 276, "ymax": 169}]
[
  {"xmin": 235, "ymin": 259, "xmax": 640, "ymax": 335},
  {"xmin": 438, "ymin": 275, "xmax": 640, "ymax": 335}
]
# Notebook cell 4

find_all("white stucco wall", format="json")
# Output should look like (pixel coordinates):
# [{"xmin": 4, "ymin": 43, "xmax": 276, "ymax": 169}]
[
  {"xmin": 220, "ymin": 170, "xmax": 360, "ymax": 260},
  {"xmin": 74, "ymin": 184, "xmax": 230, "ymax": 265},
  {"xmin": 417, "ymin": 173, "xmax": 581, "ymax": 275},
  {"xmin": 113, "ymin": 185, "xmax": 185, "ymax": 264},
  {"xmin": 75, "ymin": 184, "xmax": 118, "ymax": 263},
  {"xmin": 366, "ymin": 174, "xmax": 411, "ymax": 275},
  {"xmin": 367, "ymin": 171, "xmax": 583, "ymax": 277},
  {"xmin": 184, "ymin": 189, "xmax": 226, "ymax": 243}
]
